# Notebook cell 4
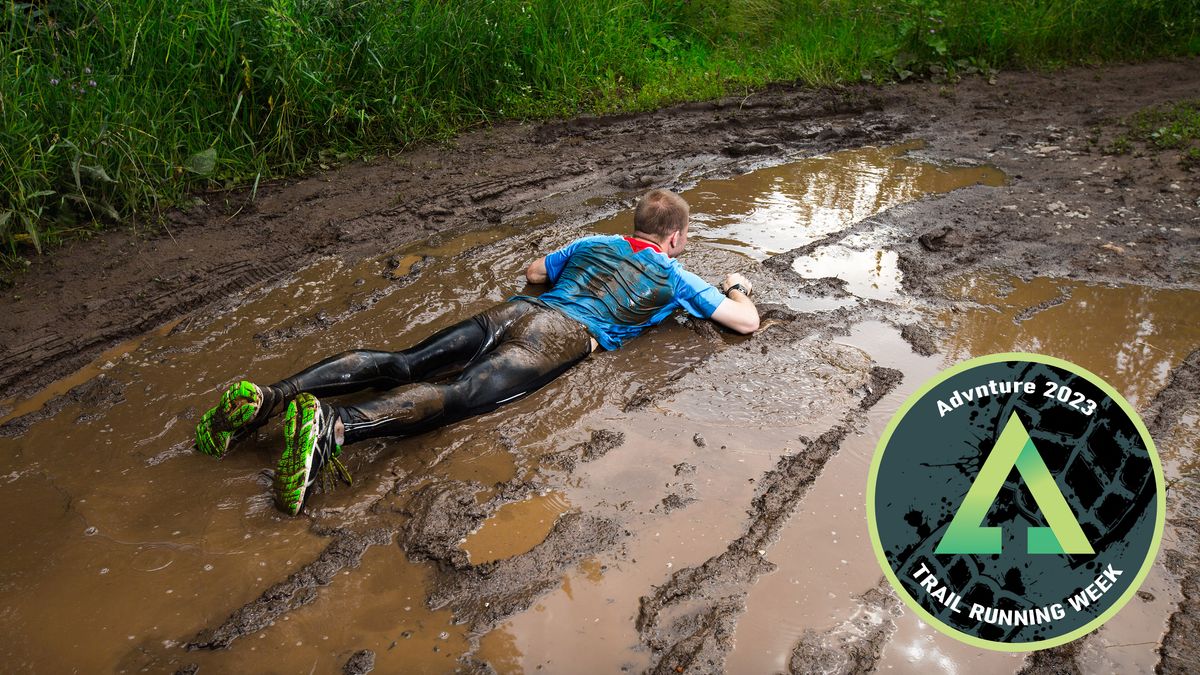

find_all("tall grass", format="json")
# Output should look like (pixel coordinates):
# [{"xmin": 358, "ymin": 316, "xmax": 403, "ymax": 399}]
[{"xmin": 3, "ymin": 0, "xmax": 1198, "ymax": 266}]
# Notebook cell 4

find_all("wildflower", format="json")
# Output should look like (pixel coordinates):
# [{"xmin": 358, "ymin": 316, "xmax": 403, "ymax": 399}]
[
  {"xmin": 50, "ymin": 78, "xmax": 59, "ymax": 85},
  {"xmin": 89, "ymin": 80, "xmax": 97, "ymax": 87},
  {"xmin": 929, "ymin": 28, "xmax": 936, "ymax": 34},
  {"xmin": 85, "ymin": 67, "xmax": 92, "ymax": 74}
]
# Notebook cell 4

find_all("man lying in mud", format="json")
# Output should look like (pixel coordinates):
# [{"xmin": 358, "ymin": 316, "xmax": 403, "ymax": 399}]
[{"xmin": 194, "ymin": 188, "xmax": 760, "ymax": 515}]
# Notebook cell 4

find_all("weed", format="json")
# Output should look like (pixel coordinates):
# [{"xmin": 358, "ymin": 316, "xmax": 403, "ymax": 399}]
[
  {"xmin": 1107, "ymin": 99, "xmax": 1200, "ymax": 166},
  {"xmin": 1105, "ymin": 136, "xmax": 1134, "ymax": 156}
]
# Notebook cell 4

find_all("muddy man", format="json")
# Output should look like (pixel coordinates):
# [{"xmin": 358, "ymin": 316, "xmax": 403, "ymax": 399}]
[{"xmin": 195, "ymin": 189, "xmax": 761, "ymax": 515}]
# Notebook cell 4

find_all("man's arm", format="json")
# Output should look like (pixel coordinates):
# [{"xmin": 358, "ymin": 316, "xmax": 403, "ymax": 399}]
[
  {"xmin": 526, "ymin": 256, "xmax": 549, "ymax": 284},
  {"xmin": 709, "ymin": 273, "xmax": 760, "ymax": 334}
]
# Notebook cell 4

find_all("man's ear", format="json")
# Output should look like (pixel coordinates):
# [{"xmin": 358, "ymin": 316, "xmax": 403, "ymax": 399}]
[{"xmin": 668, "ymin": 229, "xmax": 682, "ymax": 248}]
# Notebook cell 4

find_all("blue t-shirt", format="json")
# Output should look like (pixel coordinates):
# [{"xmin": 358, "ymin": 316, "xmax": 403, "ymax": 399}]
[{"xmin": 515, "ymin": 235, "xmax": 726, "ymax": 350}]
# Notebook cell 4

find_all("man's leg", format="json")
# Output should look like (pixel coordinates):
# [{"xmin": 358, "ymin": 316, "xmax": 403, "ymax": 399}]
[
  {"xmin": 196, "ymin": 301, "xmax": 534, "ymax": 458},
  {"xmin": 269, "ymin": 300, "xmax": 535, "ymax": 403},
  {"xmin": 337, "ymin": 306, "xmax": 593, "ymax": 445},
  {"xmin": 273, "ymin": 305, "xmax": 592, "ymax": 514}
]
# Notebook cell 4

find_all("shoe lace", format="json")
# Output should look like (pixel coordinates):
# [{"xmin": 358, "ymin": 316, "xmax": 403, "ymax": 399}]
[{"xmin": 312, "ymin": 412, "xmax": 352, "ymax": 493}]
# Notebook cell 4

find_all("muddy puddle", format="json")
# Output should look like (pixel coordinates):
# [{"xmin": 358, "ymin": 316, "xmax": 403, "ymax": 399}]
[
  {"xmin": 593, "ymin": 140, "xmax": 1005, "ymax": 261},
  {"xmin": 460, "ymin": 491, "xmax": 571, "ymax": 565},
  {"xmin": 3, "ymin": 138, "xmax": 1194, "ymax": 674}
]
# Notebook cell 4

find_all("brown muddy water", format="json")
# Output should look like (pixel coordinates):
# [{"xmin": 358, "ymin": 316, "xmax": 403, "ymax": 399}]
[{"xmin": 1, "ymin": 142, "xmax": 1193, "ymax": 673}]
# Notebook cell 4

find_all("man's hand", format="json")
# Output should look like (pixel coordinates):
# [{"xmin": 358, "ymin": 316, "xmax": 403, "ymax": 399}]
[
  {"xmin": 720, "ymin": 273, "xmax": 753, "ymax": 296},
  {"xmin": 710, "ymin": 272, "xmax": 759, "ymax": 334},
  {"xmin": 526, "ymin": 256, "xmax": 549, "ymax": 284}
]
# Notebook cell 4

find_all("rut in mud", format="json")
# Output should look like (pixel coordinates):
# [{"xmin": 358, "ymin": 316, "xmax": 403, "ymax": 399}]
[{"xmin": 1, "ymin": 59, "xmax": 1198, "ymax": 674}]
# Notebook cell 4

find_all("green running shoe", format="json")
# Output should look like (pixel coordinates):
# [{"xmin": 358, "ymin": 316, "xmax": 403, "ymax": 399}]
[
  {"xmin": 195, "ymin": 380, "xmax": 268, "ymax": 458},
  {"xmin": 273, "ymin": 393, "xmax": 351, "ymax": 516}
]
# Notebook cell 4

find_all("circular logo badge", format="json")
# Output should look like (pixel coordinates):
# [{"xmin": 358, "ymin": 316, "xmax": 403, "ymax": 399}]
[{"xmin": 867, "ymin": 353, "xmax": 1164, "ymax": 650}]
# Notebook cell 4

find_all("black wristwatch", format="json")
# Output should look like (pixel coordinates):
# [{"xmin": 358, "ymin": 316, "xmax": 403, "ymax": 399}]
[{"xmin": 724, "ymin": 283, "xmax": 751, "ymax": 297}]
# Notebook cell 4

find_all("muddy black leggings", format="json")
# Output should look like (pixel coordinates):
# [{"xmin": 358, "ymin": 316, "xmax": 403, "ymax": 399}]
[{"xmin": 266, "ymin": 300, "xmax": 594, "ymax": 445}]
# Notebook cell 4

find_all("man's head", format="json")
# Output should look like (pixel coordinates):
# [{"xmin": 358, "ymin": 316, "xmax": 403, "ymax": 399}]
[{"xmin": 633, "ymin": 189, "xmax": 690, "ymax": 258}]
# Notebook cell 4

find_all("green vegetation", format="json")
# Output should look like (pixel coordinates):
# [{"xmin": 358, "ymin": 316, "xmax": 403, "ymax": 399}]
[
  {"xmin": 3, "ymin": 0, "xmax": 1198, "ymax": 266},
  {"xmin": 1105, "ymin": 99, "xmax": 1200, "ymax": 168}
]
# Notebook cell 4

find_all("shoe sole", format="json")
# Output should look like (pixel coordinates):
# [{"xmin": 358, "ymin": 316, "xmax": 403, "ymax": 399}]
[
  {"xmin": 274, "ymin": 393, "xmax": 320, "ymax": 516},
  {"xmin": 195, "ymin": 381, "xmax": 262, "ymax": 458}
]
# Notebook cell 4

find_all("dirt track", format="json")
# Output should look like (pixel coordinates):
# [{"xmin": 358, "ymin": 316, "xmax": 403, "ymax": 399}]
[
  {"xmin": 4, "ymin": 59, "xmax": 1197, "ymax": 402},
  {"xmin": 1, "ymin": 59, "xmax": 1198, "ymax": 673}
]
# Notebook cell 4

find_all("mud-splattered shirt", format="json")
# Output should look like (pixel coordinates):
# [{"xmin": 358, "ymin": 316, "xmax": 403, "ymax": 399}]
[{"xmin": 516, "ymin": 235, "xmax": 725, "ymax": 350}]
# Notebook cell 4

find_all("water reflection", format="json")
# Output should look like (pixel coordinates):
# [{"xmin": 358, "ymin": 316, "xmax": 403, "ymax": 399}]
[
  {"xmin": 941, "ymin": 275, "xmax": 1200, "ymax": 409},
  {"xmin": 792, "ymin": 246, "xmax": 902, "ymax": 301},
  {"xmin": 593, "ymin": 141, "xmax": 1005, "ymax": 259}
]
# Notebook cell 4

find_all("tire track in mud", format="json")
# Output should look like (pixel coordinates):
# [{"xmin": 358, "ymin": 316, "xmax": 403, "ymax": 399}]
[
  {"xmin": 1149, "ymin": 349, "xmax": 1200, "ymax": 674},
  {"xmin": 635, "ymin": 366, "xmax": 904, "ymax": 674},
  {"xmin": 186, "ymin": 528, "xmax": 394, "ymax": 650}
]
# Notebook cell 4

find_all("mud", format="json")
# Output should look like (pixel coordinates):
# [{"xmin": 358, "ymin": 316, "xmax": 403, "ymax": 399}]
[
  {"xmin": 431, "ymin": 512, "xmax": 621, "ymax": 634},
  {"xmin": 541, "ymin": 429, "xmax": 625, "ymax": 472},
  {"xmin": 636, "ymin": 362, "xmax": 902, "ymax": 673},
  {"xmin": 899, "ymin": 323, "xmax": 938, "ymax": 356},
  {"xmin": 188, "ymin": 528, "xmax": 393, "ymax": 650},
  {"xmin": 461, "ymin": 491, "xmax": 571, "ymax": 564},
  {"xmin": 1147, "ymin": 349, "xmax": 1200, "ymax": 673},
  {"xmin": 2, "ymin": 58, "xmax": 1199, "ymax": 674},
  {"xmin": 788, "ymin": 583, "xmax": 902, "ymax": 675},
  {"xmin": 343, "ymin": 648, "xmax": 376, "ymax": 674},
  {"xmin": 0, "ymin": 372, "xmax": 124, "ymax": 437}
]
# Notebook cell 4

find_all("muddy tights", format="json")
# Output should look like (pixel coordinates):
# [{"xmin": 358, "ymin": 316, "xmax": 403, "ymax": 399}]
[{"xmin": 263, "ymin": 300, "xmax": 593, "ymax": 446}]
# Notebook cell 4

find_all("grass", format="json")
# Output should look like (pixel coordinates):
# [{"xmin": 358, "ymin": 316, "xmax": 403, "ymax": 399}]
[
  {"xmin": 1103, "ymin": 99, "xmax": 1200, "ymax": 168},
  {"xmin": 3, "ymin": 0, "xmax": 1199, "ymax": 273}
]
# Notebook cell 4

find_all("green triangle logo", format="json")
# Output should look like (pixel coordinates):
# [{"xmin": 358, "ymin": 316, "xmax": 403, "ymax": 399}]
[{"xmin": 936, "ymin": 413, "xmax": 1095, "ymax": 555}]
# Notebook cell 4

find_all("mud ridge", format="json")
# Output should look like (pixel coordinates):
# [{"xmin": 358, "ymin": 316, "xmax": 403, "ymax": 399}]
[
  {"xmin": 428, "ymin": 511, "xmax": 620, "ymax": 634},
  {"xmin": 396, "ymin": 477, "xmax": 622, "ymax": 635},
  {"xmin": 1149, "ymin": 349, "xmax": 1200, "ymax": 673},
  {"xmin": 899, "ymin": 323, "xmax": 939, "ymax": 357},
  {"xmin": 342, "ymin": 649, "xmax": 376, "ymax": 675},
  {"xmin": 636, "ymin": 366, "xmax": 904, "ymax": 673},
  {"xmin": 0, "ymin": 373, "xmax": 124, "ymax": 438},
  {"xmin": 541, "ymin": 428, "xmax": 626, "ymax": 472},
  {"xmin": 1016, "ymin": 639, "xmax": 1085, "ymax": 675},
  {"xmin": 787, "ymin": 582, "xmax": 902, "ymax": 675},
  {"xmin": 186, "ymin": 528, "xmax": 393, "ymax": 650},
  {"xmin": 1012, "ymin": 285, "xmax": 1073, "ymax": 324}
]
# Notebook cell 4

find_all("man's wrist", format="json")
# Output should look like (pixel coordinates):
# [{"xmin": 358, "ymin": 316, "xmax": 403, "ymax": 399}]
[{"xmin": 724, "ymin": 283, "xmax": 751, "ymax": 298}]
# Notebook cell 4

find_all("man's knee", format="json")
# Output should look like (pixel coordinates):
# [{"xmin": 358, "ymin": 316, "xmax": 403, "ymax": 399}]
[
  {"xmin": 444, "ymin": 370, "xmax": 508, "ymax": 412},
  {"xmin": 330, "ymin": 350, "xmax": 408, "ymax": 385}
]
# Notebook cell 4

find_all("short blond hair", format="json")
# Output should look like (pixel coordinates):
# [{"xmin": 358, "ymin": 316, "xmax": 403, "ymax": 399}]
[{"xmin": 633, "ymin": 189, "xmax": 689, "ymax": 238}]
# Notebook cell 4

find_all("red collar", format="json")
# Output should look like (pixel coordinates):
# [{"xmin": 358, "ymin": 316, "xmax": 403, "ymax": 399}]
[{"xmin": 624, "ymin": 236, "xmax": 663, "ymax": 254}]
